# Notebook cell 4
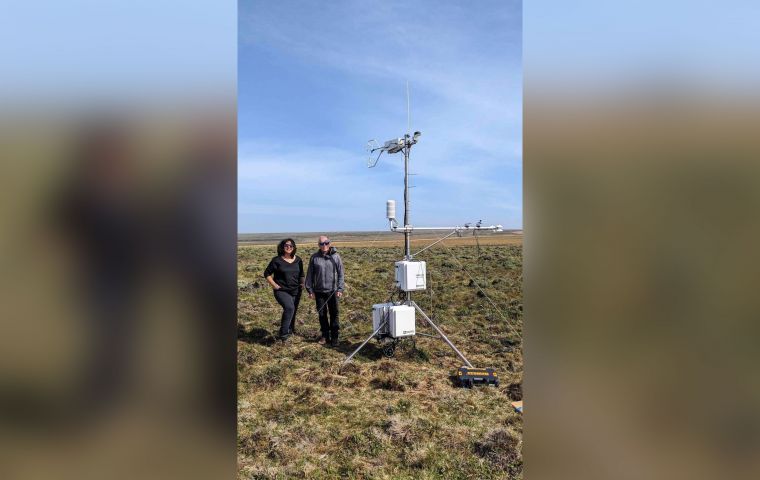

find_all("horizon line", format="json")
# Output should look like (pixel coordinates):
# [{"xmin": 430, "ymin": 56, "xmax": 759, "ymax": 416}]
[{"xmin": 238, "ymin": 229, "xmax": 524, "ymax": 235}]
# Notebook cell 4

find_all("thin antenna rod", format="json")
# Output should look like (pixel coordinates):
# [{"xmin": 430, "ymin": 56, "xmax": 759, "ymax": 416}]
[
  {"xmin": 404, "ymin": 82, "xmax": 411, "ymax": 263},
  {"xmin": 406, "ymin": 80, "xmax": 411, "ymax": 136}
]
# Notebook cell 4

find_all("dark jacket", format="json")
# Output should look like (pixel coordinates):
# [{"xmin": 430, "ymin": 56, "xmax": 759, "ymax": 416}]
[{"xmin": 305, "ymin": 249, "xmax": 344, "ymax": 294}]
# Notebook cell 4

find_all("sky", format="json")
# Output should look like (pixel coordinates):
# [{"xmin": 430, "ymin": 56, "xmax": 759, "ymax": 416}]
[{"xmin": 239, "ymin": 0, "xmax": 522, "ymax": 233}]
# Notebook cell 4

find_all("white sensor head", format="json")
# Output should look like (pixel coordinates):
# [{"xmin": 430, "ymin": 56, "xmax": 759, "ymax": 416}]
[{"xmin": 386, "ymin": 200, "xmax": 396, "ymax": 220}]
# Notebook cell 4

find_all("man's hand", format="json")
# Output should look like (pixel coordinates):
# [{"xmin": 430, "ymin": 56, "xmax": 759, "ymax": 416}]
[
  {"xmin": 308, "ymin": 292, "xmax": 314, "ymax": 299},
  {"xmin": 336, "ymin": 291, "xmax": 343, "ymax": 298}
]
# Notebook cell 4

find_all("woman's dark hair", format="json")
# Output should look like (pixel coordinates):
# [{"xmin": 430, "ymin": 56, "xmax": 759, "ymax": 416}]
[{"xmin": 277, "ymin": 238, "xmax": 297, "ymax": 257}]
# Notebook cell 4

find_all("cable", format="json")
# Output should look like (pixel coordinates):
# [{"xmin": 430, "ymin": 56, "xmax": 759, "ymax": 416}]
[{"xmin": 411, "ymin": 229, "xmax": 459, "ymax": 257}]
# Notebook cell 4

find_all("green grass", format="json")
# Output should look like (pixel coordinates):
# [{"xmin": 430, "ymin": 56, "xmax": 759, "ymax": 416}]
[{"xmin": 238, "ymin": 243, "xmax": 522, "ymax": 479}]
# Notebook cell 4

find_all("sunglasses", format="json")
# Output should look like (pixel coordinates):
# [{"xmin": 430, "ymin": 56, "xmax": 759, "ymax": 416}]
[
  {"xmin": 319, "ymin": 241, "xmax": 330, "ymax": 246},
  {"xmin": 284, "ymin": 244, "xmax": 294, "ymax": 248}
]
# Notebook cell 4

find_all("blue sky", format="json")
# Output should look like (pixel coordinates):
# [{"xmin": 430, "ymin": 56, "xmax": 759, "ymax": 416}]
[{"xmin": 239, "ymin": 0, "xmax": 522, "ymax": 233}]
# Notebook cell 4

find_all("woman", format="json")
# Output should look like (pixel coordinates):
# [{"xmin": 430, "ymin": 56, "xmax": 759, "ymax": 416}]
[{"xmin": 264, "ymin": 238, "xmax": 304, "ymax": 341}]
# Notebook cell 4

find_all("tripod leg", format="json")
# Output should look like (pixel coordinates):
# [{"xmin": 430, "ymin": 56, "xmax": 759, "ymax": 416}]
[
  {"xmin": 342, "ymin": 319, "xmax": 388, "ymax": 365},
  {"xmin": 411, "ymin": 301, "xmax": 474, "ymax": 368}
]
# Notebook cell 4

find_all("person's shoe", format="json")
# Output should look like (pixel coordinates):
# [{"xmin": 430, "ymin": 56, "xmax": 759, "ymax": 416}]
[
  {"xmin": 330, "ymin": 338, "xmax": 339, "ymax": 347},
  {"xmin": 279, "ymin": 335, "xmax": 290, "ymax": 343},
  {"xmin": 318, "ymin": 337, "xmax": 327, "ymax": 345}
]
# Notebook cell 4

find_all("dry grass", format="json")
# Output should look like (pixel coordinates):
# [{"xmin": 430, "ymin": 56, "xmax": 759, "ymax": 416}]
[{"xmin": 238, "ymin": 240, "xmax": 522, "ymax": 479}]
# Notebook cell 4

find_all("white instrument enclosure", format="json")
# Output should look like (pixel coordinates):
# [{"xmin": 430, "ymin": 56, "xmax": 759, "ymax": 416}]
[
  {"xmin": 389, "ymin": 305, "xmax": 415, "ymax": 338},
  {"xmin": 395, "ymin": 260, "xmax": 427, "ymax": 291}
]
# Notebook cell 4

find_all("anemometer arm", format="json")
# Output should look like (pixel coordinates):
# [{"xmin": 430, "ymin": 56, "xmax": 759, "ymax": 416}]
[{"xmin": 390, "ymin": 224, "xmax": 504, "ymax": 233}]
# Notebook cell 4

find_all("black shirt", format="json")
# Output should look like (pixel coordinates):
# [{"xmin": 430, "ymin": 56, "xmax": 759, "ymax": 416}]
[{"xmin": 263, "ymin": 256, "xmax": 304, "ymax": 294}]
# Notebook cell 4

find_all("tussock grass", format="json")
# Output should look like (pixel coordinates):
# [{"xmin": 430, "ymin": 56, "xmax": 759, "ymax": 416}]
[
  {"xmin": 474, "ymin": 428, "xmax": 523, "ymax": 476},
  {"xmin": 238, "ymin": 243, "xmax": 522, "ymax": 479}
]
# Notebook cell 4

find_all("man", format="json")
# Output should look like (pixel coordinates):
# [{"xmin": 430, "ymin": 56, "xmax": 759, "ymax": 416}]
[{"xmin": 304, "ymin": 235, "xmax": 345, "ymax": 346}]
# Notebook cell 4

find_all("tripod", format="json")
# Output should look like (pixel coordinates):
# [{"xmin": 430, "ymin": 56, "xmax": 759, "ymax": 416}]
[{"xmin": 342, "ymin": 299, "xmax": 473, "ymax": 367}]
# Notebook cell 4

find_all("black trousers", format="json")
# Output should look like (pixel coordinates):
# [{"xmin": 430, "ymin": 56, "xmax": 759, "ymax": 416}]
[
  {"xmin": 314, "ymin": 291, "xmax": 339, "ymax": 340},
  {"xmin": 274, "ymin": 288, "xmax": 301, "ymax": 338}
]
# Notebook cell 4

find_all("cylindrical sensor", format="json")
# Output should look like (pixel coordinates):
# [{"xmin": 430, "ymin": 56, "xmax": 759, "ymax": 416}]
[{"xmin": 386, "ymin": 200, "xmax": 396, "ymax": 220}]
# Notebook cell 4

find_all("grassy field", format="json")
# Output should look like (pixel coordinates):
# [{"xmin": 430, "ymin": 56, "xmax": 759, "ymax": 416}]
[{"xmin": 238, "ymin": 238, "xmax": 523, "ymax": 479}]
